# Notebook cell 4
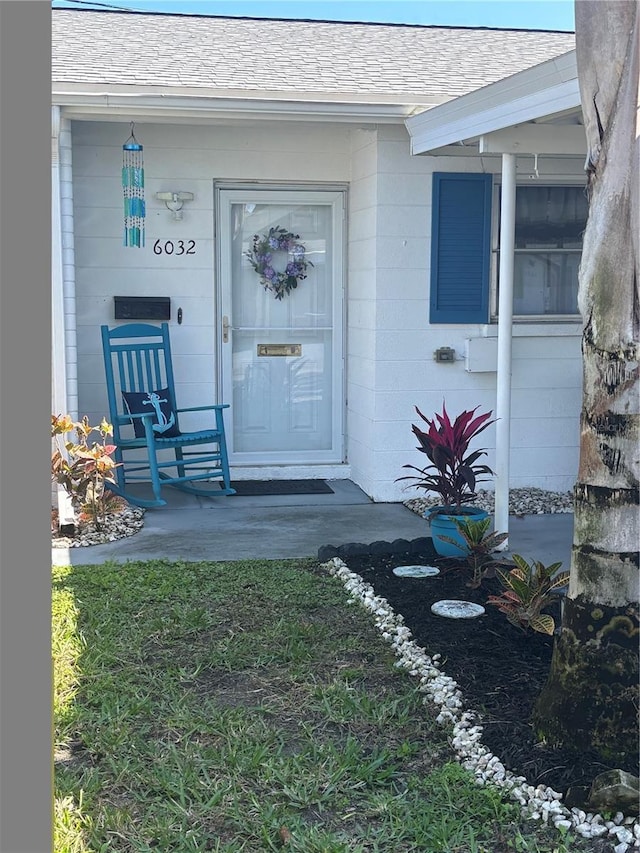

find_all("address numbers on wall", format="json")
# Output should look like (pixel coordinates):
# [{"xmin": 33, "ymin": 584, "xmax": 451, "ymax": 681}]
[{"xmin": 153, "ymin": 239, "xmax": 196, "ymax": 255}]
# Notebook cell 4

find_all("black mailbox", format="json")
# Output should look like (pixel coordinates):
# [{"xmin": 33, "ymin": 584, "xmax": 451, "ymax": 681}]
[{"xmin": 114, "ymin": 296, "xmax": 171, "ymax": 321}]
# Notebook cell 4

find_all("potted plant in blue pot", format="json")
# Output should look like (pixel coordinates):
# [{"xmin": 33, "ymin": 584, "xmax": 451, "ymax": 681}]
[{"xmin": 397, "ymin": 403, "xmax": 496, "ymax": 557}]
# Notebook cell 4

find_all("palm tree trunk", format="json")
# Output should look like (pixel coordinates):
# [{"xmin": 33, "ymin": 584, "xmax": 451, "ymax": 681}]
[{"xmin": 532, "ymin": 0, "xmax": 639, "ymax": 763}]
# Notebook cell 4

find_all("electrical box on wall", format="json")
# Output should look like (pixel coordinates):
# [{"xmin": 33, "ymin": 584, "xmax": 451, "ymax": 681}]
[
  {"xmin": 433, "ymin": 347, "xmax": 456, "ymax": 363},
  {"xmin": 114, "ymin": 296, "xmax": 171, "ymax": 321},
  {"xmin": 465, "ymin": 338, "xmax": 498, "ymax": 372}
]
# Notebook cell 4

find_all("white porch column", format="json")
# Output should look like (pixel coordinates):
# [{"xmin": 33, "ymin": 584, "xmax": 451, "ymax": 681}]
[
  {"xmin": 59, "ymin": 113, "xmax": 78, "ymax": 419},
  {"xmin": 52, "ymin": 107, "xmax": 77, "ymax": 528},
  {"xmin": 52, "ymin": 106, "xmax": 67, "ymax": 418},
  {"xmin": 52, "ymin": 107, "xmax": 73, "ymax": 526},
  {"xmin": 494, "ymin": 153, "xmax": 516, "ymax": 543}
]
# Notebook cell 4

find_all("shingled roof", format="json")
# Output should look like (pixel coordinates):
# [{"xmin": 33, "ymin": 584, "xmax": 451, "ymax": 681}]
[{"xmin": 52, "ymin": 9, "xmax": 575, "ymax": 107}]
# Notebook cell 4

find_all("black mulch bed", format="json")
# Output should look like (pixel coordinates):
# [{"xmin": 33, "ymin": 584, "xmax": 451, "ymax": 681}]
[{"xmin": 320, "ymin": 537, "xmax": 638, "ymax": 808}]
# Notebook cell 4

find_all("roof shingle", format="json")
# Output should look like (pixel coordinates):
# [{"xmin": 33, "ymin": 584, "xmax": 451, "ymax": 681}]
[{"xmin": 52, "ymin": 10, "xmax": 575, "ymax": 104}]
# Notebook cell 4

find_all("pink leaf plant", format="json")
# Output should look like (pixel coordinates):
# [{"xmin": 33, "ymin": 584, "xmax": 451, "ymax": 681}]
[{"xmin": 397, "ymin": 402, "xmax": 496, "ymax": 514}]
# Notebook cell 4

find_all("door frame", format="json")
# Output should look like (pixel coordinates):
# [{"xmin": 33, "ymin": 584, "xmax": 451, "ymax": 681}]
[{"xmin": 214, "ymin": 182, "xmax": 348, "ymax": 467}]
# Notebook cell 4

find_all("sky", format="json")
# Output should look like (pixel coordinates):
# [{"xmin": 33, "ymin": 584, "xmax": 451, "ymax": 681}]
[{"xmin": 51, "ymin": 0, "xmax": 576, "ymax": 32}]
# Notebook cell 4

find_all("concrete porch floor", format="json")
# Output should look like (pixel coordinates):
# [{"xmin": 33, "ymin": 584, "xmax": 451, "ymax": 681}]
[{"xmin": 51, "ymin": 479, "xmax": 574, "ymax": 569}]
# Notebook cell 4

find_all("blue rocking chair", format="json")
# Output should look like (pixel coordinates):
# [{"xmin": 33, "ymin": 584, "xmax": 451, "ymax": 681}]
[{"xmin": 101, "ymin": 322, "xmax": 235, "ymax": 508}]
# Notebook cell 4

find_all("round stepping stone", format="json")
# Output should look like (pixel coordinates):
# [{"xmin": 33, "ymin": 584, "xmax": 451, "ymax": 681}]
[
  {"xmin": 431, "ymin": 600, "xmax": 486, "ymax": 619},
  {"xmin": 393, "ymin": 565, "xmax": 440, "ymax": 578}
]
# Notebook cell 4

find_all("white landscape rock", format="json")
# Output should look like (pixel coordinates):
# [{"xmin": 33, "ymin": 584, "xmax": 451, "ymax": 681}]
[{"xmin": 52, "ymin": 503, "xmax": 145, "ymax": 547}]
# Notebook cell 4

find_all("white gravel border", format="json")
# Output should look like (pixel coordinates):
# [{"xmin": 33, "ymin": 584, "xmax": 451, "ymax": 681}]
[
  {"xmin": 404, "ymin": 487, "xmax": 574, "ymax": 518},
  {"xmin": 52, "ymin": 504, "xmax": 145, "ymax": 548},
  {"xmin": 321, "ymin": 557, "xmax": 639, "ymax": 851}
]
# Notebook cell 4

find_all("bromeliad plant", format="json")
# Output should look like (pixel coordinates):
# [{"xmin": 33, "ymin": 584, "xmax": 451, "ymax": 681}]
[
  {"xmin": 486, "ymin": 554, "xmax": 570, "ymax": 635},
  {"xmin": 51, "ymin": 414, "xmax": 121, "ymax": 530},
  {"xmin": 439, "ymin": 515, "xmax": 511, "ymax": 588},
  {"xmin": 397, "ymin": 403, "xmax": 496, "ymax": 515}
]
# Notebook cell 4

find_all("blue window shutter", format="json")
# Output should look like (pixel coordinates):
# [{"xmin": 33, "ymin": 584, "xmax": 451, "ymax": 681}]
[{"xmin": 430, "ymin": 173, "xmax": 492, "ymax": 324}]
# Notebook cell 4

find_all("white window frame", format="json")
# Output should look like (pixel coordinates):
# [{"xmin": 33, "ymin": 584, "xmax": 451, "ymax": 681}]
[{"xmin": 490, "ymin": 180, "xmax": 586, "ymax": 322}]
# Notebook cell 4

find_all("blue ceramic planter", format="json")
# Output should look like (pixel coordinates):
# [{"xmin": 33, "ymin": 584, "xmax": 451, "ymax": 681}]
[{"xmin": 425, "ymin": 506, "xmax": 490, "ymax": 557}]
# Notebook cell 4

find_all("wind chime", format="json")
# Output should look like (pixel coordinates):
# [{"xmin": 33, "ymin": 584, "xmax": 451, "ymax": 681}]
[{"xmin": 122, "ymin": 123, "xmax": 145, "ymax": 248}]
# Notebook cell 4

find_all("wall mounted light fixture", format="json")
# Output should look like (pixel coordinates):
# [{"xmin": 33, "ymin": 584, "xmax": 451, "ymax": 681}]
[{"xmin": 155, "ymin": 191, "xmax": 194, "ymax": 221}]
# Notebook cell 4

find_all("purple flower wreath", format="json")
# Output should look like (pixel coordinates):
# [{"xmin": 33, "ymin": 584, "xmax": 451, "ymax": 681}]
[{"xmin": 244, "ymin": 226, "xmax": 313, "ymax": 300}]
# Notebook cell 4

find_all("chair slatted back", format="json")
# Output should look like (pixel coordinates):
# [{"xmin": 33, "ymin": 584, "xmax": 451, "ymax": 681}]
[
  {"xmin": 114, "ymin": 342, "xmax": 167, "ymax": 393},
  {"xmin": 102, "ymin": 323, "xmax": 177, "ymax": 440}
]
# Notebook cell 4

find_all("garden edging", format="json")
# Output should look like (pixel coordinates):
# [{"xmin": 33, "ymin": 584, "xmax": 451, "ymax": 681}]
[{"xmin": 320, "ymin": 556, "xmax": 640, "ymax": 851}]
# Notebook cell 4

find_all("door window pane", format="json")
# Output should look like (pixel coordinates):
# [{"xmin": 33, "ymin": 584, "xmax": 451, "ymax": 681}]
[{"xmin": 228, "ymin": 201, "xmax": 335, "ymax": 456}]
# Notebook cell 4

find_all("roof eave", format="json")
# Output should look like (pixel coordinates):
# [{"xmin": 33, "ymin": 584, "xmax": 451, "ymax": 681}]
[
  {"xmin": 405, "ymin": 49, "xmax": 581, "ymax": 153},
  {"xmin": 52, "ymin": 85, "xmax": 442, "ymax": 124}
]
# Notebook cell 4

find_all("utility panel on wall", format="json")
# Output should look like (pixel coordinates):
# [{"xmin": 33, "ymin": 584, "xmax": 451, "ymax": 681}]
[
  {"xmin": 114, "ymin": 296, "xmax": 171, "ymax": 321},
  {"xmin": 465, "ymin": 337, "xmax": 498, "ymax": 372}
]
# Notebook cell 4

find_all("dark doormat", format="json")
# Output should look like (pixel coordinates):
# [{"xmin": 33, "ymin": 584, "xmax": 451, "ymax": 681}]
[{"xmin": 228, "ymin": 479, "xmax": 334, "ymax": 496}]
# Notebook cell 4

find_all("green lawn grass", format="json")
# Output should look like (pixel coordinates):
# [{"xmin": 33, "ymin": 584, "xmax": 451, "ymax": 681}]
[{"xmin": 53, "ymin": 558, "xmax": 586, "ymax": 853}]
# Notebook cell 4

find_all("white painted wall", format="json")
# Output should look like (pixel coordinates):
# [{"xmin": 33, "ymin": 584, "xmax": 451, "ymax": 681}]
[
  {"xmin": 366, "ymin": 125, "xmax": 584, "ymax": 501},
  {"xmin": 345, "ymin": 129, "xmax": 379, "ymax": 498},
  {"xmin": 69, "ymin": 118, "xmax": 584, "ymax": 503},
  {"xmin": 71, "ymin": 119, "xmax": 352, "ymax": 432}
]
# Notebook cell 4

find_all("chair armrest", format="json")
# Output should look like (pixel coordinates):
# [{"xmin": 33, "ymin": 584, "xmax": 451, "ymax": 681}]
[
  {"xmin": 175, "ymin": 404, "xmax": 230, "ymax": 413},
  {"xmin": 115, "ymin": 412, "xmax": 156, "ymax": 423}
]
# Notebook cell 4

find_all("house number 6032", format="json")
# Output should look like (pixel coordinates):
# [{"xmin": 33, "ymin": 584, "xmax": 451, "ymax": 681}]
[{"xmin": 153, "ymin": 239, "xmax": 196, "ymax": 255}]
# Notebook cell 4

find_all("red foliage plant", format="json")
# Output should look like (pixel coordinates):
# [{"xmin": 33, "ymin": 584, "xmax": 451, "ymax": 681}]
[{"xmin": 397, "ymin": 403, "xmax": 496, "ymax": 513}]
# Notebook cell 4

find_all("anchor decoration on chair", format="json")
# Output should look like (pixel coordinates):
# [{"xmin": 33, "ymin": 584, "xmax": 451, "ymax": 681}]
[{"xmin": 142, "ymin": 392, "xmax": 177, "ymax": 434}]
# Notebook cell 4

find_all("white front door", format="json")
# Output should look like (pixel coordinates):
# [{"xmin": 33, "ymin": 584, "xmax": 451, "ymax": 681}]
[{"xmin": 217, "ymin": 188, "xmax": 345, "ymax": 466}]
